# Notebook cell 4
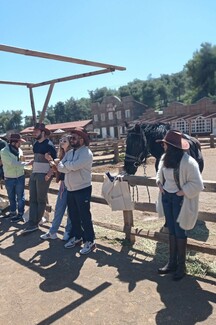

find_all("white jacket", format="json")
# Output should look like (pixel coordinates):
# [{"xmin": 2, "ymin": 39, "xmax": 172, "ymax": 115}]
[{"xmin": 156, "ymin": 152, "xmax": 204, "ymax": 230}]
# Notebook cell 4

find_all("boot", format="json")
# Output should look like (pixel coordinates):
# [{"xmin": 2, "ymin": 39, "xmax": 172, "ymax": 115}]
[
  {"xmin": 158, "ymin": 235, "xmax": 177, "ymax": 274},
  {"xmin": 173, "ymin": 238, "xmax": 187, "ymax": 281}
]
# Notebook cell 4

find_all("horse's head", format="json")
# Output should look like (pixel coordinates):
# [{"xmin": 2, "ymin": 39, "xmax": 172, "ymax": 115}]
[{"xmin": 124, "ymin": 123, "xmax": 148, "ymax": 175}]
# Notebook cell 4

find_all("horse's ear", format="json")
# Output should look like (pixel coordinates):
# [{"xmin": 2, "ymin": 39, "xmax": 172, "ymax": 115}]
[{"xmin": 134, "ymin": 123, "xmax": 141, "ymax": 133}]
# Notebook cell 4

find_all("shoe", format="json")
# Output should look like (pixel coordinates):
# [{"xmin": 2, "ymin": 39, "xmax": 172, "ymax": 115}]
[
  {"xmin": 64, "ymin": 237, "xmax": 82, "ymax": 249},
  {"xmin": 3, "ymin": 212, "xmax": 16, "ymax": 219},
  {"xmin": 21, "ymin": 225, "xmax": 39, "ymax": 234},
  {"xmin": 39, "ymin": 216, "xmax": 49, "ymax": 225},
  {"xmin": 11, "ymin": 214, "xmax": 24, "ymax": 223},
  {"xmin": 80, "ymin": 241, "xmax": 96, "ymax": 255},
  {"xmin": 40, "ymin": 232, "xmax": 58, "ymax": 240},
  {"xmin": 62, "ymin": 231, "xmax": 70, "ymax": 241}
]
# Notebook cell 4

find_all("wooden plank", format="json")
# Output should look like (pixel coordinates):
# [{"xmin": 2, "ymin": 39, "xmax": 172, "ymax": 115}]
[
  {"xmin": 0, "ymin": 44, "xmax": 126, "ymax": 71},
  {"xmin": 39, "ymin": 83, "xmax": 55, "ymax": 123},
  {"xmin": 93, "ymin": 221, "xmax": 216, "ymax": 255},
  {"xmin": 0, "ymin": 80, "xmax": 29, "ymax": 86},
  {"xmin": 29, "ymin": 68, "xmax": 115, "ymax": 88},
  {"xmin": 29, "ymin": 87, "xmax": 37, "ymax": 124}
]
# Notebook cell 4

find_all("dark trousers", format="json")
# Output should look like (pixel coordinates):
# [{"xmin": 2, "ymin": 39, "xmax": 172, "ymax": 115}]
[
  {"xmin": 28, "ymin": 173, "xmax": 52, "ymax": 226},
  {"xmin": 67, "ymin": 186, "xmax": 95, "ymax": 243},
  {"xmin": 162, "ymin": 190, "xmax": 187, "ymax": 239}
]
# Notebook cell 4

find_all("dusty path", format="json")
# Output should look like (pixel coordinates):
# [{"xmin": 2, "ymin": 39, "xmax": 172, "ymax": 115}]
[{"xmin": 0, "ymin": 148, "xmax": 216, "ymax": 324}]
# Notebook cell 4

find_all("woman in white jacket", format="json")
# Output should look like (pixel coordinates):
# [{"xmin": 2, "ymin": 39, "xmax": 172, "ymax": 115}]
[{"xmin": 156, "ymin": 130, "xmax": 204, "ymax": 281}]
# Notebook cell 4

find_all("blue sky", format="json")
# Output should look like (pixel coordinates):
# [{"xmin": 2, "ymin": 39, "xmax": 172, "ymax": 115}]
[{"xmin": 1, "ymin": 0, "xmax": 216, "ymax": 117}]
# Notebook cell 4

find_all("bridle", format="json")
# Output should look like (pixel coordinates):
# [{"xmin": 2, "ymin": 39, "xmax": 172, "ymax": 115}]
[{"xmin": 124, "ymin": 130, "xmax": 147, "ymax": 168}]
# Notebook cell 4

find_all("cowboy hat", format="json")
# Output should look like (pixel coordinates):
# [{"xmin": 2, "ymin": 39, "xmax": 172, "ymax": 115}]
[
  {"xmin": 156, "ymin": 130, "xmax": 189, "ymax": 150},
  {"xmin": 9, "ymin": 133, "xmax": 26, "ymax": 143},
  {"xmin": 71, "ymin": 127, "xmax": 90, "ymax": 146},
  {"xmin": 34, "ymin": 123, "xmax": 50, "ymax": 135}
]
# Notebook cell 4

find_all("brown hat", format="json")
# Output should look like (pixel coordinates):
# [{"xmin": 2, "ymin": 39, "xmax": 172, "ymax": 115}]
[
  {"xmin": 156, "ymin": 130, "xmax": 189, "ymax": 150},
  {"xmin": 71, "ymin": 128, "xmax": 90, "ymax": 146},
  {"xmin": 34, "ymin": 123, "xmax": 50, "ymax": 135},
  {"xmin": 9, "ymin": 133, "xmax": 26, "ymax": 143}
]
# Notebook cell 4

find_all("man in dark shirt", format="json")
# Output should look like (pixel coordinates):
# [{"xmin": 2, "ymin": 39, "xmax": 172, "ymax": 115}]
[{"xmin": 22, "ymin": 123, "xmax": 57, "ymax": 234}]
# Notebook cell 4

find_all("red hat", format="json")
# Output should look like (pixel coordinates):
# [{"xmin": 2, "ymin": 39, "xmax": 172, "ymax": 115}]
[
  {"xmin": 156, "ymin": 130, "xmax": 189, "ymax": 150},
  {"xmin": 71, "ymin": 128, "xmax": 90, "ymax": 146},
  {"xmin": 34, "ymin": 123, "xmax": 50, "ymax": 135},
  {"xmin": 9, "ymin": 133, "xmax": 26, "ymax": 143}
]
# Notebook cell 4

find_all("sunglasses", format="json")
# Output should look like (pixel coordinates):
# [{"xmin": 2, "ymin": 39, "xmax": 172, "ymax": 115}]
[{"xmin": 70, "ymin": 136, "xmax": 80, "ymax": 140}]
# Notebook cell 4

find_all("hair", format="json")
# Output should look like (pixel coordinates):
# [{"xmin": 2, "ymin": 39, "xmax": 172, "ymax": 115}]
[
  {"xmin": 58, "ymin": 135, "xmax": 72, "ymax": 160},
  {"xmin": 163, "ymin": 144, "xmax": 184, "ymax": 168}
]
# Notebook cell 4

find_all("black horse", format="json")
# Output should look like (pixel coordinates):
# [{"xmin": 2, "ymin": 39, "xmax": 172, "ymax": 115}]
[{"xmin": 124, "ymin": 123, "xmax": 204, "ymax": 175}]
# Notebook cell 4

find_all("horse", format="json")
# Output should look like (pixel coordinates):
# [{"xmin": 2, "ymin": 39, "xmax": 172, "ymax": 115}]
[{"xmin": 124, "ymin": 122, "xmax": 204, "ymax": 175}]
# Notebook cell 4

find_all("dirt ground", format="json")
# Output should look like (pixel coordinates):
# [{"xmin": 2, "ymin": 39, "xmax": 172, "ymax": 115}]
[{"xmin": 0, "ymin": 148, "xmax": 216, "ymax": 324}]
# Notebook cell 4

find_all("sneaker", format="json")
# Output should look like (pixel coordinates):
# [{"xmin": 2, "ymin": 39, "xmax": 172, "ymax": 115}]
[
  {"xmin": 64, "ymin": 237, "xmax": 82, "ymax": 249},
  {"xmin": 40, "ymin": 232, "xmax": 58, "ymax": 240},
  {"xmin": 80, "ymin": 241, "xmax": 96, "ymax": 255},
  {"xmin": 39, "ymin": 216, "xmax": 49, "ymax": 225},
  {"xmin": 21, "ymin": 225, "xmax": 39, "ymax": 234},
  {"xmin": 11, "ymin": 214, "xmax": 24, "ymax": 223},
  {"xmin": 62, "ymin": 231, "xmax": 70, "ymax": 241},
  {"xmin": 3, "ymin": 212, "xmax": 16, "ymax": 219}
]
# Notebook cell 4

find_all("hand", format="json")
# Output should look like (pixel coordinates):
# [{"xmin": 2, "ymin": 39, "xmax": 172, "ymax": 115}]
[
  {"xmin": 176, "ymin": 190, "xmax": 184, "ymax": 196},
  {"xmin": 45, "ymin": 174, "xmax": 51, "ymax": 182},
  {"xmin": 45, "ymin": 153, "xmax": 52, "ymax": 162},
  {"xmin": 157, "ymin": 182, "xmax": 165, "ymax": 194},
  {"xmin": 25, "ymin": 159, "xmax": 34, "ymax": 166}
]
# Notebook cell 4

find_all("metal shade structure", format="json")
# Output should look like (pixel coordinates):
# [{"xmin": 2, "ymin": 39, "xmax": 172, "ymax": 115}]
[{"xmin": 0, "ymin": 44, "xmax": 126, "ymax": 124}]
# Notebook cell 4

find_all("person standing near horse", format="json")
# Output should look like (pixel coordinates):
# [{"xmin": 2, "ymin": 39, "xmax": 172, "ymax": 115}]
[
  {"xmin": 57, "ymin": 128, "xmax": 96, "ymax": 255},
  {"xmin": 0, "ymin": 134, "xmax": 31, "ymax": 222},
  {"xmin": 156, "ymin": 130, "xmax": 204, "ymax": 280},
  {"xmin": 40, "ymin": 135, "xmax": 72, "ymax": 241},
  {"xmin": 22, "ymin": 123, "xmax": 57, "ymax": 234}
]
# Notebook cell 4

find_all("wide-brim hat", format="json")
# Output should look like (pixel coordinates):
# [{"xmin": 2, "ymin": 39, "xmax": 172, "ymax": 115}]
[
  {"xmin": 156, "ymin": 130, "xmax": 189, "ymax": 150},
  {"xmin": 34, "ymin": 123, "xmax": 50, "ymax": 135},
  {"xmin": 9, "ymin": 133, "xmax": 26, "ymax": 143},
  {"xmin": 71, "ymin": 128, "xmax": 90, "ymax": 146}
]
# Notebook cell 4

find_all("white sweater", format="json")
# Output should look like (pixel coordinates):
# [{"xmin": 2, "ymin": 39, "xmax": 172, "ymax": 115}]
[{"xmin": 156, "ymin": 152, "xmax": 204, "ymax": 230}]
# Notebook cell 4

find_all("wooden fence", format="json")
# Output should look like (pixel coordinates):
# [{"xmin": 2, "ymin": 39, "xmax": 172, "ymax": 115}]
[{"xmin": 1, "ymin": 171, "xmax": 216, "ymax": 255}]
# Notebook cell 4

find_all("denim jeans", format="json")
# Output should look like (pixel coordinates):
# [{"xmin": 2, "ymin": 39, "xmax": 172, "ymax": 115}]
[
  {"xmin": 49, "ymin": 182, "xmax": 72, "ymax": 234},
  {"xmin": 162, "ymin": 190, "xmax": 187, "ymax": 238},
  {"xmin": 4, "ymin": 175, "xmax": 25, "ymax": 215},
  {"xmin": 28, "ymin": 173, "xmax": 52, "ymax": 226},
  {"xmin": 67, "ymin": 186, "xmax": 95, "ymax": 242}
]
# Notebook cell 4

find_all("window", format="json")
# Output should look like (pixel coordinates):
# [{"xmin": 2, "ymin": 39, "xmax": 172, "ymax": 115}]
[
  {"xmin": 101, "ymin": 113, "xmax": 105, "ymax": 121},
  {"xmin": 191, "ymin": 117, "xmax": 211, "ymax": 133},
  {"xmin": 171, "ymin": 119, "xmax": 189, "ymax": 133},
  {"xmin": 108, "ymin": 112, "xmax": 113, "ymax": 120},
  {"xmin": 94, "ymin": 114, "xmax": 98, "ymax": 122},
  {"xmin": 116, "ymin": 111, "xmax": 121, "ymax": 119},
  {"xmin": 125, "ymin": 110, "xmax": 130, "ymax": 118}
]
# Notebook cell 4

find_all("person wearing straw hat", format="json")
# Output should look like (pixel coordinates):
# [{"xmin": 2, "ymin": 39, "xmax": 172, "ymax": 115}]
[
  {"xmin": 22, "ymin": 123, "xmax": 57, "ymax": 234},
  {"xmin": 156, "ymin": 130, "xmax": 204, "ymax": 281},
  {"xmin": 57, "ymin": 127, "xmax": 96, "ymax": 255},
  {"xmin": 0, "ymin": 133, "xmax": 31, "ymax": 222}
]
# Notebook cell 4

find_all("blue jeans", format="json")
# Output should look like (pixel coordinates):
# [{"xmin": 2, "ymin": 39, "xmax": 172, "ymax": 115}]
[
  {"xmin": 4, "ymin": 175, "xmax": 25, "ymax": 215},
  {"xmin": 49, "ymin": 182, "xmax": 72, "ymax": 234},
  {"xmin": 67, "ymin": 186, "xmax": 95, "ymax": 242},
  {"xmin": 162, "ymin": 190, "xmax": 187, "ymax": 239}
]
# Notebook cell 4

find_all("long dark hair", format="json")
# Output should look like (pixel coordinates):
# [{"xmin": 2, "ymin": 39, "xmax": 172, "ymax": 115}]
[{"xmin": 163, "ymin": 144, "xmax": 184, "ymax": 168}]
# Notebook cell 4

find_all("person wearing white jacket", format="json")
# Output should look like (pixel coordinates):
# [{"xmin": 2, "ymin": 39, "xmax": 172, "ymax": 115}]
[
  {"xmin": 156, "ymin": 130, "xmax": 204, "ymax": 281},
  {"xmin": 57, "ymin": 128, "xmax": 96, "ymax": 255}
]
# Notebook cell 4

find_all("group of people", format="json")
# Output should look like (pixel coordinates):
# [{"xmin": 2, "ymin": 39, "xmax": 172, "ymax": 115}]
[
  {"xmin": 0, "ymin": 126, "xmax": 204, "ymax": 271},
  {"xmin": 0, "ymin": 123, "xmax": 96, "ymax": 255}
]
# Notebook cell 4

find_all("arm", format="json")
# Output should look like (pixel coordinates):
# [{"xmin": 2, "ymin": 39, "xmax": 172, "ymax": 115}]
[{"xmin": 181, "ymin": 158, "xmax": 204, "ymax": 199}]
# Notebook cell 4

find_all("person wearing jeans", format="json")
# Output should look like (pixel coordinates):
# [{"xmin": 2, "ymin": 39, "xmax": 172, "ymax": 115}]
[
  {"xmin": 156, "ymin": 130, "xmax": 204, "ymax": 281},
  {"xmin": 0, "ymin": 133, "xmax": 31, "ymax": 222},
  {"xmin": 57, "ymin": 127, "xmax": 96, "ymax": 255},
  {"xmin": 40, "ymin": 135, "xmax": 72, "ymax": 241}
]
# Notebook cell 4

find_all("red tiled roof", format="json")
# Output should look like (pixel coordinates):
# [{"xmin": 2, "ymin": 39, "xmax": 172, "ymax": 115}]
[{"xmin": 20, "ymin": 120, "xmax": 92, "ymax": 134}]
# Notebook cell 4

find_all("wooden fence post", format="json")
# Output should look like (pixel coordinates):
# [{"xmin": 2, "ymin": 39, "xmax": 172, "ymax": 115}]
[
  {"xmin": 113, "ymin": 142, "xmax": 119, "ymax": 163},
  {"xmin": 123, "ymin": 210, "xmax": 135, "ymax": 244},
  {"xmin": 210, "ymin": 134, "xmax": 215, "ymax": 148}
]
